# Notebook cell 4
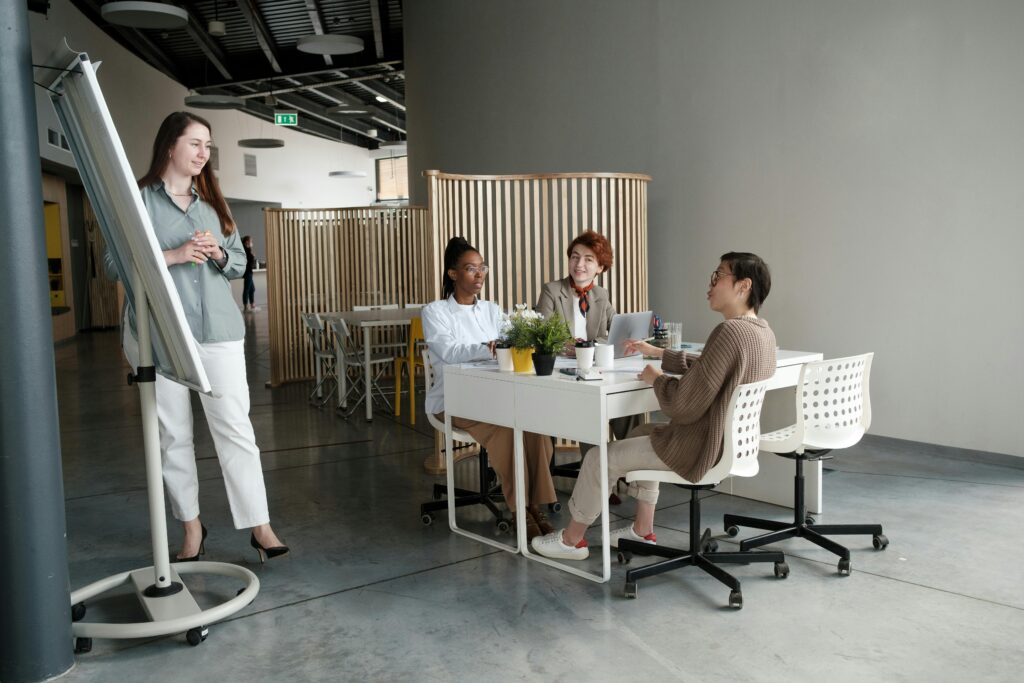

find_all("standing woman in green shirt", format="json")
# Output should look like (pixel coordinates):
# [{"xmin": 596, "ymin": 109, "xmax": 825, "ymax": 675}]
[{"xmin": 110, "ymin": 112, "xmax": 288, "ymax": 563}]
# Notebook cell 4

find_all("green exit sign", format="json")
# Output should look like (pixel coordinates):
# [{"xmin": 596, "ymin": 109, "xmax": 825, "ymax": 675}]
[{"xmin": 274, "ymin": 112, "xmax": 298, "ymax": 126}]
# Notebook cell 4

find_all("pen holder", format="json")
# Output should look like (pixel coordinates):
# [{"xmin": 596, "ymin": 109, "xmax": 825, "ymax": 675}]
[{"xmin": 594, "ymin": 344, "xmax": 614, "ymax": 369}]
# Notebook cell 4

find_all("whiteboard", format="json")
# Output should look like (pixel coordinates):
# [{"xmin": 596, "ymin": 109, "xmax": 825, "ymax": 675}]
[{"xmin": 49, "ymin": 54, "xmax": 210, "ymax": 393}]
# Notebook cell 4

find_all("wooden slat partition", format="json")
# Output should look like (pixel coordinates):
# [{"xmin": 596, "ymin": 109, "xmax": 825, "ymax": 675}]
[
  {"xmin": 424, "ymin": 170, "xmax": 650, "ymax": 315},
  {"xmin": 266, "ymin": 206, "xmax": 431, "ymax": 386}
]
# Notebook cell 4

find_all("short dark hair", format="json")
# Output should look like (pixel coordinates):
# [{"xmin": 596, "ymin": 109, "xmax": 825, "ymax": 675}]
[
  {"xmin": 441, "ymin": 236, "xmax": 479, "ymax": 299},
  {"xmin": 720, "ymin": 252, "xmax": 771, "ymax": 313},
  {"xmin": 567, "ymin": 230, "xmax": 613, "ymax": 272}
]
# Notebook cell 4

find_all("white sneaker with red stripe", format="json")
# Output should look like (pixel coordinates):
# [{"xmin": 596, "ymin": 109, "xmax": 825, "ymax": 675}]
[
  {"xmin": 531, "ymin": 530, "xmax": 590, "ymax": 560},
  {"xmin": 607, "ymin": 524, "xmax": 656, "ymax": 549}
]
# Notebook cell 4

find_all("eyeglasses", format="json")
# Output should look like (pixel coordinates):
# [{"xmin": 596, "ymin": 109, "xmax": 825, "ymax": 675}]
[
  {"xmin": 463, "ymin": 264, "xmax": 490, "ymax": 275},
  {"xmin": 709, "ymin": 270, "xmax": 734, "ymax": 287}
]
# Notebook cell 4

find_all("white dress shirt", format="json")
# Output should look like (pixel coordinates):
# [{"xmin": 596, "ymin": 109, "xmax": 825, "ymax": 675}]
[{"xmin": 421, "ymin": 296, "xmax": 506, "ymax": 415}]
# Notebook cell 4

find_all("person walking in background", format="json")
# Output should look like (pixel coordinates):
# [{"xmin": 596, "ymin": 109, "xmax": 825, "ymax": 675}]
[
  {"xmin": 242, "ymin": 235, "xmax": 258, "ymax": 312},
  {"xmin": 106, "ymin": 111, "xmax": 288, "ymax": 563}
]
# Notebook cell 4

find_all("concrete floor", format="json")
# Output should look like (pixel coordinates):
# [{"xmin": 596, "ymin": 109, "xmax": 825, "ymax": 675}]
[{"xmin": 54, "ymin": 310, "xmax": 1024, "ymax": 682}]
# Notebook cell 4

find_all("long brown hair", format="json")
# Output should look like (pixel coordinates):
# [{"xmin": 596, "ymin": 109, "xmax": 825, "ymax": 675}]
[{"xmin": 137, "ymin": 111, "xmax": 236, "ymax": 235}]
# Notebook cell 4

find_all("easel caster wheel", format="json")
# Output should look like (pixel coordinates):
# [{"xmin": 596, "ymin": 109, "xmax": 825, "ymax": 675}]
[
  {"xmin": 774, "ymin": 561, "xmax": 790, "ymax": 579},
  {"xmin": 703, "ymin": 539, "xmax": 719, "ymax": 553},
  {"xmin": 624, "ymin": 581, "xmax": 637, "ymax": 599},
  {"xmin": 725, "ymin": 525, "xmax": 739, "ymax": 537},
  {"xmin": 617, "ymin": 550, "xmax": 632, "ymax": 565},
  {"xmin": 729, "ymin": 590, "xmax": 743, "ymax": 609},
  {"xmin": 186, "ymin": 626, "xmax": 208, "ymax": 646},
  {"xmin": 838, "ymin": 558, "xmax": 852, "ymax": 575},
  {"xmin": 71, "ymin": 602, "xmax": 87, "ymax": 622},
  {"xmin": 805, "ymin": 515, "xmax": 816, "ymax": 526},
  {"xmin": 548, "ymin": 501, "xmax": 562, "ymax": 513},
  {"xmin": 420, "ymin": 513, "xmax": 434, "ymax": 526},
  {"xmin": 74, "ymin": 637, "xmax": 92, "ymax": 654},
  {"xmin": 872, "ymin": 534, "xmax": 889, "ymax": 550},
  {"xmin": 496, "ymin": 519, "xmax": 512, "ymax": 534}
]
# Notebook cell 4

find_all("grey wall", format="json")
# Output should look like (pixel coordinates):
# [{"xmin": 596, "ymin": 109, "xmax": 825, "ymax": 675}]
[
  {"xmin": 227, "ymin": 199, "xmax": 281, "ymax": 264},
  {"xmin": 406, "ymin": 0, "xmax": 1024, "ymax": 457}
]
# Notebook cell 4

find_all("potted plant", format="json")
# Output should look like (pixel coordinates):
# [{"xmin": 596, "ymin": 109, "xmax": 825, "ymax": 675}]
[
  {"xmin": 527, "ymin": 313, "xmax": 572, "ymax": 376},
  {"xmin": 504, "ymin": 305, "xmax": 542, "ymax": 373}
]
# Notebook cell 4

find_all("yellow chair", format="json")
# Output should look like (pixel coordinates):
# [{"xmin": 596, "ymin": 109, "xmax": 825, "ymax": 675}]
[{"xmin": 394, "ymin": 316, "xmax": 425, "ymax": 423}]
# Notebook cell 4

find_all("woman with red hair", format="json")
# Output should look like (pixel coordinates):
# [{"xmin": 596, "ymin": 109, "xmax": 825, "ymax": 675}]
[{"xmin": 535, "ymin": 230, "xmax": 615, "ymax": 347}]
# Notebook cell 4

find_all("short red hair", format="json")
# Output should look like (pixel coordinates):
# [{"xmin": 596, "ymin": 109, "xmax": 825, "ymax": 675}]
[{"xmin": 567, "ymin": 230, "xmax": 613, "ymax": 272}]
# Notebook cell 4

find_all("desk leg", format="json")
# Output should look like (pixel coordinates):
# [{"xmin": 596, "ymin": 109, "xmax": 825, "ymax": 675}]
[
  {"xmin": 363, "ymin": 326, "xmax": 372, "ymax": 421},
  {"xmin": 444, "ymin": 415, "xmax": 519, "ymax": 554},
  {"xmin": 513, "ymin": 427, "xmax": 528, "ymax": 555},
  {"xmin": 337, "ymin": 345, "xmax": 347, "ymax": 410}
]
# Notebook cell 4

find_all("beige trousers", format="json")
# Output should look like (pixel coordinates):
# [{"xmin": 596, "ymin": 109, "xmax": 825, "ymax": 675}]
[{"xmin": 436, "ymin": 414, "xmax": 556, "ymax": 507}]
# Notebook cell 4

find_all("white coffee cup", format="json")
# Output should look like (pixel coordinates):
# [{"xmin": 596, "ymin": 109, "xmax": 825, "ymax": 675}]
[
  {"xmin": 496, "ymin": 347, "xmax": 514, "ymax": 372},
  {"xmin": 576, "ymin": 345, "xmax": 595, "ymax": 371},
  {"xmin": 594, "ymin": 343, "xmax": 614, "ymax": 369}
]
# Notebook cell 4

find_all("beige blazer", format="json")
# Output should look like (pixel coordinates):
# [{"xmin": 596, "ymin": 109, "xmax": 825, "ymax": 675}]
[{"xmin": 535, "ymin": 277, "xmax": 616, "ymax": 343}]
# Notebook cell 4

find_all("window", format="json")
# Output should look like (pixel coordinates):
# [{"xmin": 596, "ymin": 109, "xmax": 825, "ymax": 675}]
[{"xmin": 376, "ymin": 155, "xmax": 408, "ymax": 201}]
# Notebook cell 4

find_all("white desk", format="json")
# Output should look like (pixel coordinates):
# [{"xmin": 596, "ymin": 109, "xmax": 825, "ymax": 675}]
[
  {"xmin": 322, "ymin": 309, "xmax": 414, "ymax": 421},
  {"xmin": 443, "ymin": 347, "xmax": 822, "ymax": 583}
]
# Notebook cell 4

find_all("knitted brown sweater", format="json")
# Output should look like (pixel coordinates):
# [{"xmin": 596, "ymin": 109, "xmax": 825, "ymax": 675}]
[{"xmin": 649, "ymin": 317, "xmax": 777, "ymax": 482}]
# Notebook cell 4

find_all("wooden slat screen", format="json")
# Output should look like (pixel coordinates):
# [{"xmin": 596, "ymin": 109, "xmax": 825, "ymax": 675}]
[
  {"xmin": 424, "ymin": 171, "xmax": 650, "ymax": 315},
  {"xmin": 266, "ymin": 207, "xmax": 431, "ymax": 385}
]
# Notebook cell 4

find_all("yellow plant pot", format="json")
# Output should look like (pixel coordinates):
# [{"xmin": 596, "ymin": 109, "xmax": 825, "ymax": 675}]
[{"xmin": 511, "ymin": 347, "xmax": 535, "ymax": 373}]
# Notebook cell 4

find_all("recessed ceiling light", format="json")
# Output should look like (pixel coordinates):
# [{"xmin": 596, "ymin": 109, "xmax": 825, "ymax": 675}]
[
  {"xmin": 238, "ymin": 138, "xmax": 285, "ymax": 149},
  {"xmin": 297, "ymin": 34, "xmax": 364, "ymax": 55},
  {"xmin": 374, "ymin": 95, "xmax": 388, "ymax": 103},
  {"xmin": 184, "ymin": 93, "xmax": 245, "ymax": 109},
  {"xmin": 326, "ymin": 105, "xmax": 368, "ymax": 115},
  {"xmin": 101, "ymin": 1, "xmax": 188, "ymax": 30}
]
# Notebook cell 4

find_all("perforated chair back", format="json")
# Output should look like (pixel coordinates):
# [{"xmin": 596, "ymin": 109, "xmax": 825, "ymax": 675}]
[
  {"xmin": 762, "ymin": 353, "xmax": 873, "ymax": 455},
  {"xmin": 422, "ymin": 349, "xmax": 478, "ymax": 445},
  {"xmin": 626, "ymin": 378, "xmax": 771, "ymax": 487}
]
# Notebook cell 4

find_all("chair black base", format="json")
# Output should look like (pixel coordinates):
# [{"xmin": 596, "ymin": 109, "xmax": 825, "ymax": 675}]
[
  {"xmin": 722, "ymin": 452, "xmax": 888, "ymax": 575},
  {"xmin": 618, "ymin": 486, "xmax": 787, "ymax": 608},
  {"xmin": 420, "ymin": 448, "xmax": 509, "ymax": 531}
]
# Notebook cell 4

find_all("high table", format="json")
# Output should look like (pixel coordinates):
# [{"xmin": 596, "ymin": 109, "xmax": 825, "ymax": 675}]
[
  {"xmin": 443, "ymin": 347, "xmax": 822, "ymax": 583},
  {"xmin": 321, "ymin": 308, "xmax": 414, "ymax": 421}
]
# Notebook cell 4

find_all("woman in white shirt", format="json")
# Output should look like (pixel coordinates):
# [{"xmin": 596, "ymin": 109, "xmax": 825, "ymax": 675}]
[{"xmin": 421, "ymin": 237, "xmax": 557, "ymax": 540}]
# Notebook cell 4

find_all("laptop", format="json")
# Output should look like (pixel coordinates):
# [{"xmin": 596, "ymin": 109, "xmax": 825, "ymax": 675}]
[{"xmin": 605, "ymin": 311, "xmax": 653, "ymax": 358}]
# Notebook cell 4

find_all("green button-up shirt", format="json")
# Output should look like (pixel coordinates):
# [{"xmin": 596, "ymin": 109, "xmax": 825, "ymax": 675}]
[{"xmin": 106, "ymin": 182, "xmax": 246, "ymax": 344}]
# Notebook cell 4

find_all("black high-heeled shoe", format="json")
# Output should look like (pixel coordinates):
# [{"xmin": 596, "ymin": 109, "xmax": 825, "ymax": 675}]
[
  {"xmin": 176, "ymin": 524, "xmax": 208, "ymax": 562},
  {"xmin": 250, "ymin": 532, "xmax": 289, "ymax": 563}
]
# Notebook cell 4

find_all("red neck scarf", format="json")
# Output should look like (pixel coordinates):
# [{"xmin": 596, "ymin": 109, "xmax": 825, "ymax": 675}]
[{"xmin": 571, "ymin": 280, "xmax": 595, "ymax": 317}]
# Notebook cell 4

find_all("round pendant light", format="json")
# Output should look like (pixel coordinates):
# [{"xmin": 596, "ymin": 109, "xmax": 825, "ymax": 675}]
[
  {"xmin": 238, "ymin": 139, "xmax": 285, "ymax": 149},
  {"xmin": 328, "ymin": 171, "xmax": 367, "ymax": 178},
  {"xmin": 184, "ymin": 94, "xmax": 245, "ymax": 110},
  {"xmin": 297, "ymin": 34, "xmax": 364, "ymax": 55},
  {"xmin": 101, "ymin": 2, "xmax": 189, "ymax": 30}
]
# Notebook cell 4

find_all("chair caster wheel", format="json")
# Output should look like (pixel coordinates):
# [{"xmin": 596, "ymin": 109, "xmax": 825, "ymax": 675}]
[
  {"xmin": 74, "ymin": 637, "xmax": 92, "ymax": 654},
  {"xmin": 496, "ymin": 519, "xmax": 512, "ymax": 533},
  {"xmin": 420, "ymin": 513, "xmax": 434, "ymax": 526},
  {"xmin": 805, "ymin": 515, "xmax": 816, "ymax": 526},
  {"xmin": 728, "ymin": 590, "xmax": 743, "ymax": 609},
  {"xmin": 872, "ymin": 534, "xmax": 889, "ymax": 550},
  {"xmin": 548, "ymin": 501, "xmax": 562, "ymax": 513},
  {"xmin": 71, "ymin": 602, "xmax": 86, "ymax": 622},
  {"xmin": 725, "ymin": 525, "xmax": 739, "ymax": 537},
  {"xmin": 774, "ymin": 561, "xmax": 790, "ymax": 579},
  {"xmin": 608, "ymin": 493, "xmax": 622, "ymax": 506},
  {"xmin": 703, "ymin": 539, "xmax": 719, "ymax": 553},
  {"xmin": 186, "ymin": 626, "xmax": 208, "ymax": 646},
  {"xmin": 624, "ymin": 581, "xmax": 637, "ymax": 599},
  {"xmin": 617, "ymin": 550, "xmax": 632, "ymax": 565},
  {"xmin": 838, "ymin": 558, "xmax": 852, "ymax": 575}
]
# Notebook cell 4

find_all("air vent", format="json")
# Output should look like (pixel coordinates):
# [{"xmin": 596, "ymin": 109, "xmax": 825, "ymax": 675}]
[{"xmin": 244, "ymin": 153, "xmax": 257, "ymax": 177}]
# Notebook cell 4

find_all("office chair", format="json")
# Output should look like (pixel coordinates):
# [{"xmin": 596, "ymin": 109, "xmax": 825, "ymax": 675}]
[
  {"xmin": 393, "ymin": 316, "xmax": 425, "ymax": 424},
  {"xmin": 618, "ymin": 379, "xmax": 787, "ymax": 608},
  {"xmin": 300, "ymin": 313, "xmax": 337, "ymax": 406},
  {"xmin": 419, "ymin": 349, "xmax": 508, "ymax": 531},
  {"xmin": 723, "ymin": 353, "xmax": 887, "ymax": 576}
]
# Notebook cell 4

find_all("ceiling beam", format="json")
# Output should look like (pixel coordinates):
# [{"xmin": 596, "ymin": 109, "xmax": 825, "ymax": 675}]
[
  {"xmin": 369, "ymin": 0, "xmax": 387, "ymax": 60},
  {"xmin": 241, "ymin": 99, "xmax": 367, "ymax": 146},
  {"xmin": 195, "ymin": 60, "xmax": 401, "ymax": 91},
  {"xmin": 303, "ymin": 0, "xmax": 333, "ymax": 67},
  {"xmin": 182, "ymin": 16, "xmax": 232, "ymax": 80},
  {"xmin": 227, "ymin": 84, "xmax": 380, "ymax": 144},
  {"xmin": 234, "ymin": 0, "xmax": 282, "ymax": 73}
]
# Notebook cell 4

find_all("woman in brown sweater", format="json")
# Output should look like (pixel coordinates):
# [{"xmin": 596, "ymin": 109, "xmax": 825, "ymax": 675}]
[{"xmin": 532, "ymin": 252, "xmax": 777, "ymax": 560}]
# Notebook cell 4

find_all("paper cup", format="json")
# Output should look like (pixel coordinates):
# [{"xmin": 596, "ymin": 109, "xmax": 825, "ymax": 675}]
[
  {"xmin": 576, "ymin": 345, "xmax": 595, "ymax": 371},
  {"xmin": 496, "ymin": 347, "xmax": 514, "ymax": 372},
  {"xmin": 594, "ymin": 344, "xmax": 614, "ymax": 369}
]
